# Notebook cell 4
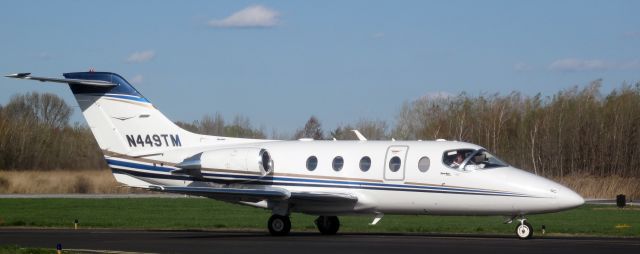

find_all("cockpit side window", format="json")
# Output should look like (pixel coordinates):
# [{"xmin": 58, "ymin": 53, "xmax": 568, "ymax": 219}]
[
  {"xmin": 443, "ymin": 149, "xmax": 475, "ymax": 169},
  {"xmin": 442, "ymin": 149, "xmax": 508, "ymax": 171},
  {"xmin": 471, "ymin": 150, "xmax": 509, "ymax": 169}
]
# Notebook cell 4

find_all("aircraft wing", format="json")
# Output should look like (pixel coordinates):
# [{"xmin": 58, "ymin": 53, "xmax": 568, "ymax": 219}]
[
  {"xmin": 149, "ymin": 185, "xmax": 290, "ymax": 202},
  {"xmin": 290, "ymin": 192, "xmax": 358, "ymax": 203},
  {"xmin": 115, "ymin": 172, "xmax": 357, "ymax": 203},
  {"xmin": 147, "ymin": 185, "xmax": 357, "ymax": 204}
]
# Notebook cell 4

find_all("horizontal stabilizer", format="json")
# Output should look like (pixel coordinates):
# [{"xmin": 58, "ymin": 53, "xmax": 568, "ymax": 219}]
[{"xmin": 5, "ymin": 73, "xmax": 117, "ymax": 87}]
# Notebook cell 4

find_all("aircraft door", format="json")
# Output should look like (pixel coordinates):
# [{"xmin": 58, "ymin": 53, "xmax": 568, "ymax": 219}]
[{"xmin": 384, "ymin": 145, "xmax": 408, "ymax": 181}]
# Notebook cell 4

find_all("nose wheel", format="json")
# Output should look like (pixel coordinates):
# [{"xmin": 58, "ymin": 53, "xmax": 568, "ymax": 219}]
[
  {"xmin": 268, "ymin": 214, "xmax": 291, "ymax": 236},
  {"xmin": 515, "ymin": 219, "xmax": 533, "ymax": 239}
]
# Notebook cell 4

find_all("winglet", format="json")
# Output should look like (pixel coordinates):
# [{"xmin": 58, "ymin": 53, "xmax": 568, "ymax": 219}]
[
  {"xmin": 351, "ymin": 129, "xmax": 367, "ymax": 141},
  {"xmin": 5, "ymin": 73, "xmax": 31, "ymax": 78}
]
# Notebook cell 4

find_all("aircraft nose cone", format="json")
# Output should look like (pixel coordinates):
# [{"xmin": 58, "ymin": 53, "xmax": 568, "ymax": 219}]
[{"xmin": 556, "ymin": 186, "xmax": 585, "ymax": 209}]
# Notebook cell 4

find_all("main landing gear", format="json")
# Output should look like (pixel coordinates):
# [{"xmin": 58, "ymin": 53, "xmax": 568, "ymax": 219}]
[
  {"xmin": 315, "ymin": 216, "xmax": 340, "ymax": 235},
  {"xmin": 267, "ymin": 214, "xmax": 341, "ymax": 236},
  {"xmin": 267, "ymin": 214, "xmax": 291, "ymax": 236}
]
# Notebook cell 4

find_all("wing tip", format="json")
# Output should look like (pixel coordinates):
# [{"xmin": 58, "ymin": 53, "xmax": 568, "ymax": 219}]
[{"xmin": 5, "ymin": 72, "xmax": 31, "ymax": 78}]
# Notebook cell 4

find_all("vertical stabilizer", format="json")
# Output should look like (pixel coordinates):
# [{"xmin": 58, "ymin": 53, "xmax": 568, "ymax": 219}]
[{"xmin": 63, "ymin": 72, "xmax": 200, "ymax": 156}]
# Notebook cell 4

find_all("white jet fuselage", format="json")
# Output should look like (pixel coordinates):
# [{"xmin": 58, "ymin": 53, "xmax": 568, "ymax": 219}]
[{"xmin": 109, "ymin": 139, "xmax": 584, "ymax": 217}]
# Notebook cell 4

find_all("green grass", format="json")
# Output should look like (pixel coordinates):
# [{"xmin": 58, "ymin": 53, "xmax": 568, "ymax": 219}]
[
  {"xmin": 0, "ymin": 245, "xmax": 66, "ymax": 254},
  {"xmin": 0, "ymin": 198, "xmax": 638, "ymax": 237}
]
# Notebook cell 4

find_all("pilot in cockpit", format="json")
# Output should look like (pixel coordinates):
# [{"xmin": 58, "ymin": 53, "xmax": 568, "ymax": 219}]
[{"xmin": 450, "ymin": 151, "xmax": 465, "ymax": 168}]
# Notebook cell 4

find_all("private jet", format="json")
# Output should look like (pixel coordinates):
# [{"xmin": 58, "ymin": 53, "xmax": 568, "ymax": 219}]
[{"xmin": 5, "ymin": 71, "xmax": 584, "ymax": 239}]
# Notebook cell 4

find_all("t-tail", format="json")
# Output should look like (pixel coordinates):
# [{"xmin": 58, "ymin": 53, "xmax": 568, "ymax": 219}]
[{"xmin": 4, "ymin": 72, "xmax": 263, "ymax": 158}]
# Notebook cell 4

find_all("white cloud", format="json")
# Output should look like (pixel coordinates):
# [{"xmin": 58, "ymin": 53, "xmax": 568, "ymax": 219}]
[
  {"xmin": 372, "ymin": 32, "xmax": 385, "ymax": 39},
  {"xmin": 37, "ymin": 52, "xmax": 52, "ymax": 60},
  {"xmin": 549, "ymin": 58, "xmax": 640, "ymax": 72},
  {"xmin": 618, "ymin": 60, "xmax": 640, "ymax": 69},
  {"xmin": 130, "ymin": 74, "xmax": 144, "ymax": 84},
  {"xmin": 549, "ymin": 58, "xmax": 609, "ymax": 72},
  {"xmin": 208, "ymin": 5, "xmax": 280, "ymax": 28},
  {"xmin": 420, "ymin": 91, "xmax": 454, "ymax": 100},
  {"xmin": 623, "ymin": 31, "xmax": 640, "ymax": 38},
  {"xmin": 126, "ymin": 50, "xmax": 155, "ymax": 63},
  {"xmin": 514, "ymin": 62, "xmax": 533, "ymax": 72}
]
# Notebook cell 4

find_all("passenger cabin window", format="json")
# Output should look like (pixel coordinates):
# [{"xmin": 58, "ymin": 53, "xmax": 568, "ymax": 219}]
[
  {"xmin": 389, "ymin": 156, "xmax": 401, "ymax": 172},
  {"xmin": 332, "ymin": 156, "xmax": 344, "ymax": 171},
  {"xmin": 359, "ymin": 156, "xmax": 371, "ymax": 172},
  {"xmin": 443, "ymin": 149, "xmax": 508, "ymax": 171},
  {"xmin": 418, "ymin": 156, "xmax": 430, "ymax": 172},
  {"xmin": 306, "ymin": 156, "xmax": 318, "ymax": 171}
]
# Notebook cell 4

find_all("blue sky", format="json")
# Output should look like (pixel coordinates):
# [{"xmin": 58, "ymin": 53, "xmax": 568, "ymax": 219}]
[{"xmin": 1, "ymin": 1, "xmax": 639, "ymax": 134}]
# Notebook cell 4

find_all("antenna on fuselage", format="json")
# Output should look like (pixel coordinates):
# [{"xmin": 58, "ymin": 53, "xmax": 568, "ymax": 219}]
[{"xmin": 351, "ymin": 130, "xmax": 367, "ymax": 141}]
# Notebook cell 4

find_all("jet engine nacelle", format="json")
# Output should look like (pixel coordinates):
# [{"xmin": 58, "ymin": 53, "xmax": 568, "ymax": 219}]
[
  {"xmin": 202, "ymin": 147, "xmax": 273, "ymax": 174},
  {"xmin": 175, "ymin": 147, "xmax": 273, "ymax": 176}
]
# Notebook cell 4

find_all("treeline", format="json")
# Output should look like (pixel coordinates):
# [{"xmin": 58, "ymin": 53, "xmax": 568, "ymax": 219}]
[
  {"xmin": 392, "ymin": 80, "xmax": 640, "ymax": 177},
  {"xmin": 176, "ymin": 113, "xmax": 267, "ymax": 139},
  {"xmin": 1, "ymin": 81, "xmax": 639, "ymax": 178},
  {"xmin": 0, "ymin": 92, "xmax": 105, "ymax": 170},
  {"xmin": 292, "ymin": 80, "xmax": 640, "ymax": 177}
]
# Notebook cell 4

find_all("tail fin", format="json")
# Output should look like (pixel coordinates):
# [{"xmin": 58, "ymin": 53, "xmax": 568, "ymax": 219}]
[
  {"xmin": 6, "ymin": 71, "xmax": 264, "ymax": 158},
  {"xmin": 63, "ymin": 72, "xmax": 199, "ymax": 155}
]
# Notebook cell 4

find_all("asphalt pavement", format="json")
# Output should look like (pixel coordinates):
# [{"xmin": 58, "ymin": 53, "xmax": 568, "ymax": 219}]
[{"xmin": 1, "ymin": 229, "xmax": 638, "ymax": 254}]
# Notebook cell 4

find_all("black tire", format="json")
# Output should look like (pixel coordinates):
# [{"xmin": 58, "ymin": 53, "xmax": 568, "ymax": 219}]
[
  {"xmin": 268, "ymin": 215, "xmax": 291, "ymax": 236},
  {"xmin": 515, "ymin": 221, "xmax": 533, "ymax": 239},
  {"xmin": 315, "ymin": 216, "xmax": 340, "ymax": 235}
]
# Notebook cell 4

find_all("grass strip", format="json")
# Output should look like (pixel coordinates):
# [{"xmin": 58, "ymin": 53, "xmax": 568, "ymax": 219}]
[
  {"xmin": 0, "ymin": 244, "xmax": 72, "ymax": 254},
  {"xmin": 0, "ymin": 198, "xmax": 637, "ymax": 237}
]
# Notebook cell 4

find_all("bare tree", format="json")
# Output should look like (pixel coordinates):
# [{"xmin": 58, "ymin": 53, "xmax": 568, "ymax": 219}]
[{"xmin": 294, "ymin": 116, "xmax": 324, "ymax": 140}]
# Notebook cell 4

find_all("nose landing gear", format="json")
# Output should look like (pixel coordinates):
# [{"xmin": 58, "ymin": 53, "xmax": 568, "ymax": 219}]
[
  {"xmin": 515, "ymin": 218, "xmax": 533, "ymax": 239},
  {"xmin": 506, "ymin": 215, "xmax": 534, "ymax": 239}
]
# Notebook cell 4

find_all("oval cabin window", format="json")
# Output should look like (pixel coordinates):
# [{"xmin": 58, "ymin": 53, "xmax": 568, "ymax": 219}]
[
  {"xmin": 389, "ymin": 156, "xmax": 401, "ymax": 172},
  {"xmin": 306, "ymin": 156, "xmax": 318, "ymax": 171},
  {"xmin": 359, "ymin": 156, "xmax": 371, "ymax": 172},
  {"xmin": 332, "ymin": 156, "xmax": 344, "ymax": 171},
  {"xmin": 418, "ymin": 156, "xmax": 430, "ymax": 172}
]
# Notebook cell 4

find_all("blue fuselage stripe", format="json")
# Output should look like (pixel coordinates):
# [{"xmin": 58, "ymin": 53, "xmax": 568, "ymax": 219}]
[{"xmin": 106, "ymin": 158, "xmax": 534, "ymax": 198}]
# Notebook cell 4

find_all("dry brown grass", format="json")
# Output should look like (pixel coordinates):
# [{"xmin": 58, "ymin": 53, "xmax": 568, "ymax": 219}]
[
  {"xmin": 0, "ymin": 170, "xmax": 637, "ymax": 199},
  {"xmin": 0, "ymin": 170, "xmax": 146, "ymax": 194},
  {"xmin": 554, "ymin": 174, "xmax": 640, "ymax": 200}
]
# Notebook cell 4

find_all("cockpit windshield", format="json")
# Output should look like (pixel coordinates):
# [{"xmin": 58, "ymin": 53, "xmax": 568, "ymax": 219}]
[{"xmin": 442, "ymin": 149, "xmax": 508, "ymax": 170}]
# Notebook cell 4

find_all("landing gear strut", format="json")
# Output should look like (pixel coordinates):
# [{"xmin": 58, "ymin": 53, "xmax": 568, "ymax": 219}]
[
  {"xmin": 515, "ymin": 218, "xmax": 533, "ymax": 239},
  {"xmin": 268, "ymin": 214, "xmax": 291, "ymax": 236},
  {"xmin": 315, "ymin": 216, "xmax": 340, "ymax": 235}
]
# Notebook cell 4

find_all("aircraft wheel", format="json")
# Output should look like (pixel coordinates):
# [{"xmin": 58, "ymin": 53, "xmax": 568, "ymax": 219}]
[
  {"xmin": 268, "ymin": 214, "xmax": 291, "ymax": 236},
  {"xmin": 515, "ymin": 221, "xmax": 533, "ymax": 239},
  {"xmin": 315, "ymin": 216, "xmax": 340, "ymax": 235}
]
